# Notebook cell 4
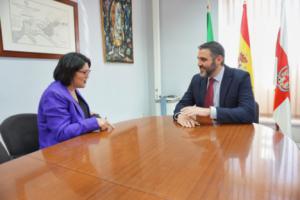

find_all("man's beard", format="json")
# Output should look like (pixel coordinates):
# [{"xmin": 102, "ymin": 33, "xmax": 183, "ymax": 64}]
[
  {"xmin": 199, "ymin": 68, "xmax": 208, "ymax": 77},
  {"xmin": 199, "ymin": 60, "xmax": 217, "ymax": 77}
]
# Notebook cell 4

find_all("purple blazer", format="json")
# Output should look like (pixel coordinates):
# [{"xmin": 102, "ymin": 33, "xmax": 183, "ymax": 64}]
[{"xmin": 37, "ymin": 81, "xmax": 99, "ymax": 149}]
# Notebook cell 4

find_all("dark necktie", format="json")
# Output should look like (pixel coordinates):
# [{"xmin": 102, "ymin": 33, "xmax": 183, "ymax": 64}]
[{"xmin": 204, "ymin": 78, "xmax": 215, "ymax": 108}]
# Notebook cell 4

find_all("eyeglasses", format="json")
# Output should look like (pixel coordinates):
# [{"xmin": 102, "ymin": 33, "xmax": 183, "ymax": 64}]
[{"xmin": 78, "ymin": 69, "xmax": 91, "ymax": 75}]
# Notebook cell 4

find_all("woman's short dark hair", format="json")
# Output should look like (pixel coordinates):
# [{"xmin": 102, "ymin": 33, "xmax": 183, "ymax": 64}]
[{"xmin": 53, "ymin": 52, "xmax": 91, "ymax": 86}]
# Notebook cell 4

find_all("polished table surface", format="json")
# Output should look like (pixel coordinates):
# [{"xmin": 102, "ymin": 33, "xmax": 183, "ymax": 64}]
[{"xmin": 0, "ymin": 116, "xmax": 299, "ymax": 200}]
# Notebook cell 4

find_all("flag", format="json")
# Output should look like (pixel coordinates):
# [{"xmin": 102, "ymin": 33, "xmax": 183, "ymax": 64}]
[
  {"xmin": 273, "ymin": 0, "xmax": 292, "ymax": 137},
  {"xmin": 206, "ymin": 2, "xmax": 214, "ymax": 42},
  {"xmin": 238, "ymin": 1, "xmax": 254, "ymax": 89}
]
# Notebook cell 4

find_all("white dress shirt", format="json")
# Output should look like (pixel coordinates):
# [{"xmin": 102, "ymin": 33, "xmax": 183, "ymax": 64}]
[{"xmin": 210, "ymin": 66, "xmax": 225, "ymax": 119}]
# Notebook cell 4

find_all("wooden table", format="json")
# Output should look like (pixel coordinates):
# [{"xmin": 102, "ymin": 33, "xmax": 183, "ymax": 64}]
[{"xmin": 0, "ymin": 116, "xmax": 299, "ymax": 200}]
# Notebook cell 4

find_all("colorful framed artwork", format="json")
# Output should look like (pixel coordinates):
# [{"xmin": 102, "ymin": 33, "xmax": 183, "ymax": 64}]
[
  {"xmin": 0, "ymin": 0, "xmax": 79, "ymax": 59},
  {"xmin": 100, "ymin": 0, "xmax": 134, "ymax": 63}
]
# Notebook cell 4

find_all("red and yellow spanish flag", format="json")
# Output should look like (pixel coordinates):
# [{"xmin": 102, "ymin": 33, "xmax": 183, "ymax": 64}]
[{"xmin": 238, "ymin": 1, "xmax": 254, "ymax": 89}]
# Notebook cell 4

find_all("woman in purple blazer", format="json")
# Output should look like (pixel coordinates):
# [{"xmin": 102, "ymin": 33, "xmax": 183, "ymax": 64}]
[{"xmin": 38, "ymin": 53, "xmax": 114, "ymax": 149}]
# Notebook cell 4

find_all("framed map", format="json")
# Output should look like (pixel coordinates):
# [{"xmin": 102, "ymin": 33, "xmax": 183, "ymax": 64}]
[
  {"xmin": 100, "ymin": 0, "xmax": 134, "ymax": 63},
  {"xmin": 0, "ymin": 0, "xmax": 79, "ymax": 59}
]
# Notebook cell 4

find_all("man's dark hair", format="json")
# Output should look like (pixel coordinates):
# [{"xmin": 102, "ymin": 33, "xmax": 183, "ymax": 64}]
[
  {"xmin": 198, "ymin": 41, "xmax": 225, "ymax": 64},
  {"xmin": 53, "ymin": 52, "xmax": 91, "ymax": 86}
]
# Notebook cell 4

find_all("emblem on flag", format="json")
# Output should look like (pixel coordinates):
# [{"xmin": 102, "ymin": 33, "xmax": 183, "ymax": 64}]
[
  {"xmin": 238, "ymin": 52, "xmax": 248, "ymax": 69},
  {"xmin": 277, "ymin": 66, "xmax": 289, "ymax": 92}
]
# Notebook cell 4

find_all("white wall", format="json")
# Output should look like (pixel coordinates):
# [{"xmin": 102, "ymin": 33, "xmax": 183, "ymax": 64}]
[
  {"xmin": 160, "ymin": 0, "xmax": 218, "ymax": 97},
  {"xmin": 0, "ymin": 0, "xmax": 154, "ymax": 123}
]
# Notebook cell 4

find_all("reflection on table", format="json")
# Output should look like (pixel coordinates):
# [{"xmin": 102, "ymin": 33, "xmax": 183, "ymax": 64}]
[{"xmin": 0, "ymin": 116, "xmax": 299, "ymax": 200}]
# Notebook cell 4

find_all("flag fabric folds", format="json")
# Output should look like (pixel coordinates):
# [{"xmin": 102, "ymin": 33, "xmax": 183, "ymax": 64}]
[
  {"xmin": 273, "ymin": 0, "xmax": 292, "ymax": 137},
  {"xmin": 238, "ymin": 1, "xmax": 254, "ymax": 89},
  {"xmin": 206, "ymin": 3, "xmax": 214, "ymax": 42}
]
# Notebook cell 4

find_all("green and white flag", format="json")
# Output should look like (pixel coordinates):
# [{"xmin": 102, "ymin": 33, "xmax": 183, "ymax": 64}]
[{"xmin": 207, "ymin": 3, "xmax": 214, "ymax": 42}]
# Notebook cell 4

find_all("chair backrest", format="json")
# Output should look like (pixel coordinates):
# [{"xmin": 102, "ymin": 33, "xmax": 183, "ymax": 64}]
[
  {"xmin": 0, "ymin": 142, "xmax": 11, "ymax": 164},
  {"xmin": 255, "ymin": 102, "xmax": 259, "ymax": 123},
  {"xmin": 0, "ymin": 114, "xmax": 39, "ymax": 158}
]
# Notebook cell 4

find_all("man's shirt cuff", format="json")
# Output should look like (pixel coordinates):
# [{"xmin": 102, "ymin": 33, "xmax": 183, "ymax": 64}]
[{"xmin": 210, "ymin": 106, "xmax": 217, "ymax": 119}]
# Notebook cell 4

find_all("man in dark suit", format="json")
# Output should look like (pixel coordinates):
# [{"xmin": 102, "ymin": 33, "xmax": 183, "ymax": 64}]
[{"xmin": 173, "ymin": 41, "xmax": 255, "ymax": 127}]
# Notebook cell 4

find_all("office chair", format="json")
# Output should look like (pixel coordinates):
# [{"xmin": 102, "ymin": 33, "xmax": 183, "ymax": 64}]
[
  {"xmin": 0, "ymin": 142, "xmax": 11, "ymax": 164},
  {"xmin": 255, "ymin": 102, "xmax": 259, "ymax": 123},
  {"xmin": 0, "ymin": 114, "xmax": 39, "ymax": 158}
]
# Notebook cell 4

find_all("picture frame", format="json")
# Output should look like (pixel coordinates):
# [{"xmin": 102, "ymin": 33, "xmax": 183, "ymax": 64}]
[
  {"xmin": 100, "ymin": 0, "xmax": 134, "ymax": 63},
  {"xmin": 0, "ymin": 0, "xmax": 79, "ymax": 59}
]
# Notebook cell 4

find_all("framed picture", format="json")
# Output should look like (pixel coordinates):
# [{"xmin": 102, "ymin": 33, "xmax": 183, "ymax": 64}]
[
  {"xmin": 0, "ymin": 0, "xmax": 79, "ymax": 59},
  {"xmin": 100, "ymin": 0, "xmax": 134, "ymax": 63}
]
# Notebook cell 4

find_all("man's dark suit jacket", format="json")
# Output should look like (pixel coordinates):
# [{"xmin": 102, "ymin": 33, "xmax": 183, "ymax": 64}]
[{"xmin": 174, "ymin": 65, "xmax": 255, "ymax": 123}]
